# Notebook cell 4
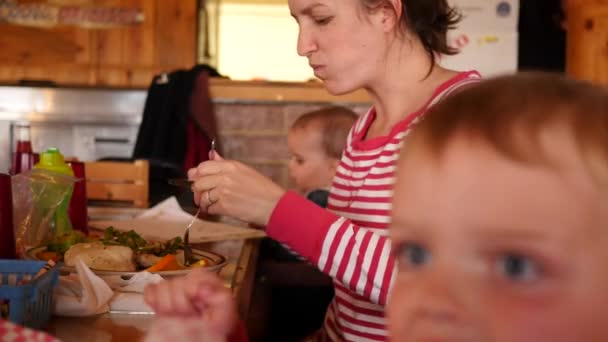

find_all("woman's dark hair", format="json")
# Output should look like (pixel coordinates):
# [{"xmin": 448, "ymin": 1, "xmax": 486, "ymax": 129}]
[{"xmin": 361, "ymin": 0, "xmax": 461, "ymax": 72}]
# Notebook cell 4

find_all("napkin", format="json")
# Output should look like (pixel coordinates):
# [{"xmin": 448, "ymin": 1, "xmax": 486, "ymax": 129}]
[
  {"xmin": 136, "ymin": 196, "xmax": 194, "ymax": 221},
  {"xmin": 104, "ymin": 272, "xmax": 164, "ymax": 314},
  {"xmin": 53, "ymin": 260, "xmax": 113, "ymax": 317},
  {"xmin": 53, "ymin": 259, "xmax": 163, "ymax": 317}
]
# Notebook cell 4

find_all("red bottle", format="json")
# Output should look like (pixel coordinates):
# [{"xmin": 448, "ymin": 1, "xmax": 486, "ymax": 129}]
[
  {"xmin": 67, "ymin": 161, "xmax": 89, "ymax": 235},
  {"xmin": 10, "ymin": 123, "xmax": 38, "ymax": 175},
  {"xmin": 0, "ymin": 174, "xmax": 16, "ymax": 259}
]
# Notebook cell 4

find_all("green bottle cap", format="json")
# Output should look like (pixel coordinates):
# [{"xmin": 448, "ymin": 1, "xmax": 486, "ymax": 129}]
[{"xmin": 34, "ymin": 147, "xmax": 74, "ymax": 176}]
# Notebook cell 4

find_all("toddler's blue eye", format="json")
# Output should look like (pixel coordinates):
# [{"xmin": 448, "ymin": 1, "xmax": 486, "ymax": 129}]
[
  {"xmin": 497, "ymin": 254, "xmax": 538, "ymax": 282},
  {"xmin": 400, "ymin": 243, "xmax": 430, "ymax": 268}
]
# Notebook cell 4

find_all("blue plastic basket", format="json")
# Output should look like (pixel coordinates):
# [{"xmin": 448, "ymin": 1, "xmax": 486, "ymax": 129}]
[{"xmin": 0, "ymin": 259, "xmax": 60, "ymax": 329}]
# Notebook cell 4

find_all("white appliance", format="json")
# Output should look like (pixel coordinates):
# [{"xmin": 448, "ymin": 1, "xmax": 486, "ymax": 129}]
[{"xmin": 441, "ymin": 0, "xmax": 520, "ymax": 77}]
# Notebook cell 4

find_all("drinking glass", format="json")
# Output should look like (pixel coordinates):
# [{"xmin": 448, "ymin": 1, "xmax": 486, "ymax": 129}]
[
  {"xmin": 10, "ymin": 123, "xmax": 37, "ymax": 175},
  {"xmin": 0, "ymin": 174, "xmax": 16, "ymax": 259}
]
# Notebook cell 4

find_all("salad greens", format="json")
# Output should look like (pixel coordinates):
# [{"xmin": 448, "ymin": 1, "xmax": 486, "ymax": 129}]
[
  {"xmin": 47, "ymin": 230, "xmax": 87, "ymax": 254},
  {"xmin": 47, "ymin": 227, "xmax": 184, "ymax": 257},
  {"xmin": 100, "ymin": 226, "xmax": 184, "ymax": 256}
]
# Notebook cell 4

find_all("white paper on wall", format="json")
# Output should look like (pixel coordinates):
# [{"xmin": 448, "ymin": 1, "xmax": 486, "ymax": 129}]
[{"xmin": 441, "ymin": 0, "xmax": 520, "ymax": 77}]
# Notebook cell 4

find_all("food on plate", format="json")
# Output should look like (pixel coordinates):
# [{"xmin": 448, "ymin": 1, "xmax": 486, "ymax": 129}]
[
  {"xmin": 64, "ymin": 242, "xmax": 136, "ymax": 272},
  {"xmin": 137, "ymin": 253, "xmax": 163, "ymax": 268},
  {"xmin": 36, "ymin": 227, "xmax": 208, "ymax": 272},
  {"xmin": 47, "ymin": 231, "xmax": 87, "ymax": 254},
  {"xmin": 145, "ymin": 254, "xmax": 179, "ymax": 272}
]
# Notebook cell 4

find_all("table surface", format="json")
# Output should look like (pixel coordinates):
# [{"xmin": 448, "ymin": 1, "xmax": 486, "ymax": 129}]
[{"xmin": 45, "ymin": 207, "xmax": 261, "ymax": 342}]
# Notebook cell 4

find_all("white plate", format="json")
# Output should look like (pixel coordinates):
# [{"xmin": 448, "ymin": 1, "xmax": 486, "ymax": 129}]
[{"xmin": 25, "ymin": 246, "xmax": 227, "ymax": 277}]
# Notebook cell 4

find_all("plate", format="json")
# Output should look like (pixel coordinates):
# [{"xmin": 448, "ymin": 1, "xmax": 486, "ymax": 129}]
[{"xmin": 25, "ymin": 246, "xmax": 227, "ymax": 277}]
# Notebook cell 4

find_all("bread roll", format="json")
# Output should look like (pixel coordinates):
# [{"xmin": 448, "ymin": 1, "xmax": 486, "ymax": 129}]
[{"xmin": 64, "ymin": 242, "xmax": 136, "ymax": 272}]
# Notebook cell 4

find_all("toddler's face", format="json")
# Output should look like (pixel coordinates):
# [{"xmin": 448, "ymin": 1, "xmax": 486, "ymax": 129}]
[
  {"xmin": 287, "ymin": 126, "xmax": 337, "ymax": 194},
  {"xmin": 388, "ymin": 129, "xmax": 608, "ymax": 342}
]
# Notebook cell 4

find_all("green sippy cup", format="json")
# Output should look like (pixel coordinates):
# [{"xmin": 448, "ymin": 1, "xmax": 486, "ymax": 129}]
[{"xmin": 34, "ymin": 148, "xmax": 75, "ymax": 237}]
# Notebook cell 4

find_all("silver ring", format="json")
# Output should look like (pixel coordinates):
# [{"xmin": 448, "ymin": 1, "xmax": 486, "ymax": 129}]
[
  {"xmin": 206, "ymin": 190, "xmax": 213, "ymax": 204},
  {"xmin": 207, "ymin": 189, "xmax": 217, "ymax": 205}
]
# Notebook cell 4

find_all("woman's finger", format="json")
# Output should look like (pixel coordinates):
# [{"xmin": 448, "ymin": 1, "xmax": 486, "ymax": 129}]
[
  {"xmin": 211, "ymin": 151, "xmax": 224, "ymax": 161},
  {"xmin": 187, "ymin": 167, "xmax": 198, "ymax": 179},
  {"xmin": 191, "ymin": 174, "xmax": 224, "ymax": 194},
  {"xmin": 194, "ymin": 160, "xmax": 229, "ymax": 177}
]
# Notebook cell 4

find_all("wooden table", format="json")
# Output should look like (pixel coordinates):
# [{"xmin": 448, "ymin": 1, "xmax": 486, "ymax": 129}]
[{"xmin": 45, "ymin": 207, "xmax": 262, "ymax": 341}]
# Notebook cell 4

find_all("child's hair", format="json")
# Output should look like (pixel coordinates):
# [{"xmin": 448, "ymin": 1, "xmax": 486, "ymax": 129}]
[
  {"xmin": 291, "ymin": 106, "xmax": 358, "ymax": 159},
  {"xmin": 405, "ymin": 72, "xmax": 608, "ymax": 184}
]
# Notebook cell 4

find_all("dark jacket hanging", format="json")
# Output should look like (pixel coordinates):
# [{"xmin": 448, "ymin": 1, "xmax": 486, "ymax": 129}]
[{"xmin": 132, "ymin": 65, "xmax": 222, "ymax": 205}]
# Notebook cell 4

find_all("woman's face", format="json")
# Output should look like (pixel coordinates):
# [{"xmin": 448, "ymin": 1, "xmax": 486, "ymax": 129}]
[{"xmin": 288, "ymin": 0, "xmax": 389, "ymax": 95}]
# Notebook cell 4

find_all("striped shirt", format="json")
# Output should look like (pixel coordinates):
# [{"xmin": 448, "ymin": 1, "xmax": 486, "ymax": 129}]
[{"xmin": 267, "ymin": 71, "xmax": 482, "ymax": 341}]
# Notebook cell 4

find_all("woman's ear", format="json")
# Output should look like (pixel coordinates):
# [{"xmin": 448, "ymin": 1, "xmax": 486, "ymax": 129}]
[{"xmin": 380, "ymin": 0, "xmax": 402, "ymax": 32}]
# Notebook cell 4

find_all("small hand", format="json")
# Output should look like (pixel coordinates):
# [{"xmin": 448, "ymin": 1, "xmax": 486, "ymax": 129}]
[{"xmin": 144, "ymin": 268, "xmax": 237, "ymax": 337}]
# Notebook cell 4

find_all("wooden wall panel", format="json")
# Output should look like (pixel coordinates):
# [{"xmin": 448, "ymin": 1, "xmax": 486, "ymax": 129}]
[
  {"xmin": 125, "ymin": 0, "xmax": 157, "ymax": 67},
  {"xmin": 0, "ymin": 0, "xmax": 197, "ymax": 88},
  {"xmin": 155, "ymin": 0, "xmax": 198, "ymax": 67},
  {"xmin": 0, "ymin": 25, "xmax": 82, "ymax": 64},
  {"xmin": 566, "ymin": 0, "xmax": 608, "ymax": 86}
]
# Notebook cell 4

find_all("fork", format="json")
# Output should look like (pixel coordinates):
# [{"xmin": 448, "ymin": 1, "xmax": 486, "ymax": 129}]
[
  {"xmin": 183, "ymin": 207, "xmax": 201, "ymax": 267},
  {"xmin": 167, "ymin": 138, "xmax": 217, "ymax": 190},
  {"xmin": 210, "ymin": 138, "xmax": 216, "ymax": 158}
]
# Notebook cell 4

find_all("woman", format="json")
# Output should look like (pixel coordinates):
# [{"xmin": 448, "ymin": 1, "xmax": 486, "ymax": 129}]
[{"xmin": 148, "ymin": 0, "xmax": 480, "ymax": 340}]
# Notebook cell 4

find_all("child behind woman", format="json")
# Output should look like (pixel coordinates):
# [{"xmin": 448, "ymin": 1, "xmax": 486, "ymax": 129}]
[
  {"xmin": 259, "ymin": 106, "xmax": 357, "ymax": 340},
  {"xmin": 287, "ymin": 106, "xmax": 358, "ymax": 207}
]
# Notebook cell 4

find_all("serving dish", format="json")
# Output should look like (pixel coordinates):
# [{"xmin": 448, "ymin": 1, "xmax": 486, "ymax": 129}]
[{"xmin": 25, "ymin": 246, "xmax": 226, "ymax": 277}]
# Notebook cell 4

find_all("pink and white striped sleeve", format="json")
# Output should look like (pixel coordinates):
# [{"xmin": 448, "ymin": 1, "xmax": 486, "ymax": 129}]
[{"xmin": 266, "ymin": 191, "xmax": 396, "ymax": 306}]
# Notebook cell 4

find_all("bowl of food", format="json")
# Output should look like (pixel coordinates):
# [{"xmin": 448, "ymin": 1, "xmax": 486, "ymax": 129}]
[{"xmin": 25, "ymin": 227, "xmax": 227, "ymax": 277}]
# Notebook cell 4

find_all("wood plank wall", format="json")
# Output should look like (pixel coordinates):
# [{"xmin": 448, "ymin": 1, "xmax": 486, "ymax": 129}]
[
  {"xmin": 566, "ymin": 0, "xmax": 608, "ymax": 86},
  {"xmin": 0, "ymin": 0, "xmax": 197, "ymax": 88}
]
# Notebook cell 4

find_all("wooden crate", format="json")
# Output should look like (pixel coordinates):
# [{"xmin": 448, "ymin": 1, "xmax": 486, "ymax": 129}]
[{"xmin": 0, "ymin": 0, "xmax": 197, "ymax": 88}]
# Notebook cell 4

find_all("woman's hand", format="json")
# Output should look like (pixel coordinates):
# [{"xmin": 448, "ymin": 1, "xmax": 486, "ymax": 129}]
[
  {"xmin": 144, "ymin": 268, "xmax": 237, "ymax": 339},
  {"xmin": 187, "ymin": 154, "xmax": 286, "ymax": 226}
]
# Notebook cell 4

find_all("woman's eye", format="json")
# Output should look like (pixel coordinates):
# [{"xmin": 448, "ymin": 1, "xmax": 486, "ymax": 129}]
[
  {"xmin": 496, "ymin": 254, "xmax": 539, "ymax": 282},
  {"xmin": 314, "ymin": 16, "xmax": 333, "ymax": 25},
  {"xmin": 397, "ymin": 242, "xmax": 431, "ymax": 269}
]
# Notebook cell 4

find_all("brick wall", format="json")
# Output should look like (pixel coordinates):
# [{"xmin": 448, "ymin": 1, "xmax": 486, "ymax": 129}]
[{"xmin": 214, "ymin": 101, "xmax": 370, "ymax": 189}]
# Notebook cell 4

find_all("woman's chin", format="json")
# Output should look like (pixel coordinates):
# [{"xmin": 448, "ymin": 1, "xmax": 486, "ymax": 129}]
[{"xmin": 323, "ymin": 79, "xmax": 360, "ymax": 96}]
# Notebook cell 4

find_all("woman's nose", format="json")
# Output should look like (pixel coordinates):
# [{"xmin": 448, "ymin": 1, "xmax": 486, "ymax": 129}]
[{"xmin": 297, "ymin": 28, "xmax": 317, "ymax": 57}]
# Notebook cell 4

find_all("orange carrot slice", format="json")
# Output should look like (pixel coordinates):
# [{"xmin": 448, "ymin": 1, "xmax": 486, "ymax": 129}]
[{"xmin": 146, "ymin": 254, "xmax": 177, "ymax": 272}]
